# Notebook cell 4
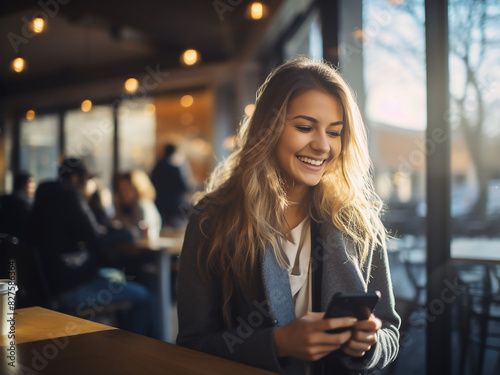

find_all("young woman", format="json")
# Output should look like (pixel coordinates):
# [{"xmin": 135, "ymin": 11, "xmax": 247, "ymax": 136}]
[
  {"xmin": 113, "ymin": 170, "xmax": 162, "ymax": 241},
  {"xmin": 176, "ymin": 57, "xmax": 400, "ymax": 375}
]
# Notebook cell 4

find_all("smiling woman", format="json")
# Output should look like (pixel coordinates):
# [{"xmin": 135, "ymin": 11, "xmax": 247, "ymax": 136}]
[{"xmin": 176, "ymin": 57, "xmax": 400, "ymax": 375}]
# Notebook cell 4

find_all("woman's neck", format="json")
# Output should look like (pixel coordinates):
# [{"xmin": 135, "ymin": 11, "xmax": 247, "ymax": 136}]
[{"xmin": 283, "ymin": 185, "xmax": 310, "ymax": 233}]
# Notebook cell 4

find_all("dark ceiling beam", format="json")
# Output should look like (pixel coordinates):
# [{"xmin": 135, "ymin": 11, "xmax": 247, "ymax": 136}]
[
  {"xmin": 1, "ymin": 60, "xmax": 234, "ymax": 115},
  {"xmin": 5, "ymin": 83, "xmax": 210, "ymax": 119},
  {"xmin": 0, "ymin": 50, "xmax": 211, "ymax": 100},
  {"xmin": 0, "ymin": 0, "xmax": 41, "ymax": 16}
]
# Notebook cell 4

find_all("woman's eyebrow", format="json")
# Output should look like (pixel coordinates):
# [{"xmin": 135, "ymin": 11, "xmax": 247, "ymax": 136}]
[{"xmin": 290, "ymin": 115, "xmax": 343, "ymax": 126}]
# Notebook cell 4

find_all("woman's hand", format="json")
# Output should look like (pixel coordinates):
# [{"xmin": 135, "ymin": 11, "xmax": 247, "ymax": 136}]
[
  {"xmin": 341, "ymin": 314, "xmax": 382, "ymax": 357},
  {"xmin": 273, "ymin": 312, "xmax": 357, "ymax": 361}
]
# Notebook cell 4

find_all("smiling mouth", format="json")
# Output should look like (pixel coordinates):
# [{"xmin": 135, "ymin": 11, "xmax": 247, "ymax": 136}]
[{"xmin": 296, "ymin": 156, "xmax": 325, "ymax": 166}]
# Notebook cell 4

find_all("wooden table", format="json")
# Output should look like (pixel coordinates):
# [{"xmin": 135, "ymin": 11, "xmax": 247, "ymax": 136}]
[{"xmin": 0, "ymin": 307, "xmax": 278, "ymax": 375}]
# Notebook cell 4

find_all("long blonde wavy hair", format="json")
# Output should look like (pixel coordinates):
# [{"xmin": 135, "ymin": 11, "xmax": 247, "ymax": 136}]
[{"xmin": 195, "ymin": 56, "xmax": 387, "ymax": 324}]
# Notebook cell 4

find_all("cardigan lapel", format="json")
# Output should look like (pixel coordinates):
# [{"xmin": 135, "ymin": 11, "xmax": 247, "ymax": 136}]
[
  {"xmin": 316, "ymin": 221, "xmax": 368, "ymax": 312},
  {"xmin": 261, "ymin": 242, "xmax": 296, "ymax": 326}
]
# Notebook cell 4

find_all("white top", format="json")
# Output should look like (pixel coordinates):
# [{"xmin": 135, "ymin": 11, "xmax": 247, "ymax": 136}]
[{"xmin": 282, "ymin": 217, "xmax": 312, "ymax": 317}]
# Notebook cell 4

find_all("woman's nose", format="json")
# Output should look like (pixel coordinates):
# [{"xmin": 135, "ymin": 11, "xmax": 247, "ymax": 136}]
[{"xmin": 310, "ymin": 132, "xmax": 330, "ymax": 153}]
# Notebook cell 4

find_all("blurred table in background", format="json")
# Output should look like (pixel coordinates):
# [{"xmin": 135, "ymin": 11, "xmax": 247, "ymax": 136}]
[{"xmin": 135, "ymin": 233, "xmax": 184, "ymax": 342}]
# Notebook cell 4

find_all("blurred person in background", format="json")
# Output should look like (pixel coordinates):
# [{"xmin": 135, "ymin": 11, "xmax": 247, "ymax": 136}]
[
  {"xmin": 0, "ymin": 172, "xmax": 36, "ymax": 240},
  {"xmin": 112, "ymin": 169, "xmax": 163, "ymax": 338},
  {"xmin": 86, "ymin": 176, "xmax": 113, "ymax": 228},
  {"xmin": 151, "ymin": 144, "xmax": 190, "ymax": 228},
  {"xmin": 0, "ymin": 172, "xmax": 36, "ymax": 295},
  {"xmin": 113, "ymin": 169, "xmax": 162, "ymax": 241},
  {"xmin": 26, "ymin": 158, "xmax": 153, "ymax": 336}
]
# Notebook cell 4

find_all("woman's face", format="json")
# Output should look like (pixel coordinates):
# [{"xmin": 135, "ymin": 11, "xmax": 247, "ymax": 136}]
[
  {"xmin": 276, "ymin": 89, "xmax": 343, "ymax": 189},
  {"xmin": 116, "ymin": 178, "xmax": 138, "ymax": 205}
]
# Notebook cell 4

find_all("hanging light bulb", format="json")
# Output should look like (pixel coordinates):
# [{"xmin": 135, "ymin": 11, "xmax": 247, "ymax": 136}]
[
  {"xmin": 11, "ymin": 57, "xmax": 26, "ymax": 73},
  {"xmin": 124, "ymin": 78, "xmax": 139, "ymax": 93},
  {"xmin": 180, "ymin": 95, "xmax": 194, "ymax": 108},
  {"xmin": 32, "ymin": 17, "xmax": 46, "ymax": 33},
  {"xmin": 250, "ymin": 2, "xmax": 263, "ymax": 19},
  {"xmin": 181, "ymin": 49, "xmax": 200, "ymax": 66},
  {"xmin": 246, "ymin": 2, "xmax": 267, "ymax": 20},
  {"xmin": 81, "ymin": 100, "xmax": 92, "ymax": 112},
  {"xmin": 26, "ymin": 110, "xmax": 35, "ymax": 121}
]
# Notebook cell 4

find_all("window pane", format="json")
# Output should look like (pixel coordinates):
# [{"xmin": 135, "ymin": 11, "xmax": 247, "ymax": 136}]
[
  {"xmin": 449, "ymin": 0, "xmax": 500, "ymax": 262},
  {"xmin": 20, "ymin": 114, "xmax": 59, "ymax": 183},
  {"xmin": 64, "ymin": 106, "xmax": 114, "ymax": 189},
  {"xmin": 1, "ymin": 120, "xmax": 14, "ymax": 192},
  {"xmin": 118, "ymin": 99, "xmax": 156, "ymax": 173},
  {"xmin": 283, "ymin": 10, "xmax": 321, "ymax": 60}
]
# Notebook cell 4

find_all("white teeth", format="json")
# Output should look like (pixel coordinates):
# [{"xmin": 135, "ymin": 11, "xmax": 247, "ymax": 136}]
[{"xmin": 297, "ymin": 156, "xmax": 324, "ymax": 166}]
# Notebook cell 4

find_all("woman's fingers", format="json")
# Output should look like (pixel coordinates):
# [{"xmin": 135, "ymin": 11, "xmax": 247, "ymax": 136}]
[
  {"xmin": 273, "ymin": 314, "xmax": 358, "ymax": 361},
  {"xmin": 312, "ymin": 315, "xmax": 358, "ymax": 332},
  {"xmin": 353, "ymin": 314, "xmax": 382, "ymax": 332},
  {"xmin": 341, "ymin": 314, "xmax": 382, "ymax": 357}
]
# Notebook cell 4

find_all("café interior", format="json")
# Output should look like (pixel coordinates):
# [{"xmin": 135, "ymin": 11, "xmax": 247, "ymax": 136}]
[{"xmin": 1, "ymin": 1, "xmax": 500, "ymax": 374}]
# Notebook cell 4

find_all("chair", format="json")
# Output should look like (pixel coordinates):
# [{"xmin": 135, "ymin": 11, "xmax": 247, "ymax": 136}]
[
  {"xmin": 384, "ymin": 242, "xmax": 427, "ymax": 375},
  {"xmin": 399, "ymin": 246, "xmax": 427, "ymax": 306},
  {"xmin": 455, "ymin": 262, "xmax": 500, "ymax": 375},
  {"xmin": 0, "ymin": 234, "xmax": 53, "ymax": 308}
]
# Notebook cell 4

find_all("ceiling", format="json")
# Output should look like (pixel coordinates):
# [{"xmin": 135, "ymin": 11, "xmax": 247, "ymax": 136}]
[{"xmin": 0, "ymin": 0, "xmax": 311, "ymax": 114}]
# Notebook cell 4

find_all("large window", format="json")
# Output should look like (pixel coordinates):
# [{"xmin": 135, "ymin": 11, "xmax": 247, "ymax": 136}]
[
  {"xmin": 283, "ymin": 9, "xmax": 323, "ymax": 60},
  {"xmin": 448, "ymin": 4, "xmax": 500, "ymax": 373},
  {"xmin": 118, "ymin": 99, "xmax": 156, "ymax": 173},
  {"xmin": 64, "ymin": 106, "xmax": 114, "ymax": 189},
  {"xmin": 20, "ymin": 114, "xmax": 59, "ymax": 184},
  {"xmin": 449, "ymin": 0, "xmax": 500, "ymax": 260},
  {"xmin": 339, "ymin": 1, "xmax": 500, "ymax": 374}
]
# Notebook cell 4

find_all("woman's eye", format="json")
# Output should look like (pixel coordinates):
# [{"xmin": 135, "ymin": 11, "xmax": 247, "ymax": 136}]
[
  {"xmin": 295, "ymin": 126, "xmax": 312, "ymax": 132},
  {"xmin": 327, "ymin": 131, "xmax": 341, "ymax": 137}
]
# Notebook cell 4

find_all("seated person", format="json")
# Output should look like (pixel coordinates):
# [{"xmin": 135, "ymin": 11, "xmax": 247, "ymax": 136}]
[
  {"xmin": 26, "ymin": 158, "xmax": 154, "ymax": 336},
  {"xmin": 0, "ymin": 172, "xmax": 36, "ymax": 240},
  {"xmin": 113, "ymin": 170, "xmax": 162, "ymax": 241}
]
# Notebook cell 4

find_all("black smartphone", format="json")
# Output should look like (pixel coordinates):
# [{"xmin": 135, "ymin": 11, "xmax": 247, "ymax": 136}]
[{"xmin": 323, "ymin": 291, "xmax": 381, "ymax": 333}]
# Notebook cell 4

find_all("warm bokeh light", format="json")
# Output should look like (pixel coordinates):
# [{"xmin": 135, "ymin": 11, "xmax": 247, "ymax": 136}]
[
  {"xmin": 250, "ymin": 2, "xmax": 264, "ymax": 20},
  {"xmin": 190, "ymin": 138, "xmax": 212, "ymax": 156},
  {"xmin": 32, "ymin": 17, "xmax": 45, "ymax": 33},
  {"xmin": 244, "ymin": 104, "xmax": 256, "ymax": 116},
  {"xmin": 352, "ymin": 29, "xmax": 365, "ymax": 40},
  {"xmin": 387, "ymin": 0, "xmax": 405, "ymax": 4},
  {"xmin": 181, "ymin": 49, "xmax": 200, "ymax": 66},
  {"xmin": 180, "ymin": 95, "xmax": 194, "ymax": 108},
  {"xmin": 81, "ymin": 100, "xmax": 92, "ymax": 112},
  {"xmin": 144, "ymin": 103, "xmax": 156, "ymax": 115},
  {"xmin": 26, "ymin": 110, "xmax": 35, "ymax": 121},
  {"xmin": 124, "ymin": 78, "xmax": 139, "ymax": 93},
  {"xmin": 224, "ymin": 135, "xmax": 237, "ymax": 150},
  {"xmin": 180, "ymin": 112, "xmax": 194, "ymax": 125},
  {"xmin": 11, "ymin": 57, "xmax": 26, "ymax": 73}
]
